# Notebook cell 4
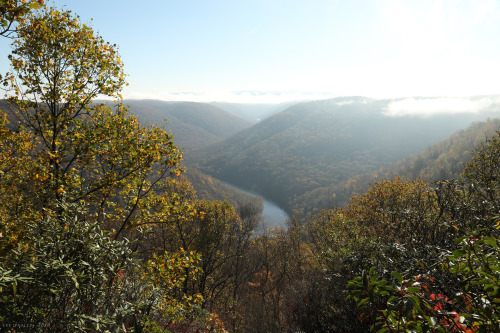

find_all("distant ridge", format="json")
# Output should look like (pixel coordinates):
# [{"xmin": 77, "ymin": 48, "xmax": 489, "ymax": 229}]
[
  {"xmin": 292, "ymin": 118, "xmax": 500, "ymax": 218},
  {"xmin": 123, "ymin": 99, "xmax": 252, "ymax": 152},
  {"xmin": 192, "ymin": 96, "xmax": 500, "ymax": 216},
  {"xmin": 209, "ymin": 101, "xmax": 295, "ymax": 123}
]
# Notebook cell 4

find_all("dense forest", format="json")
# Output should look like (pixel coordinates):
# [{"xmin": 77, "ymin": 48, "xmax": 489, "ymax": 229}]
[
  {"xmin": 291, "ymin": 118, "xmax": 500, "ymax": 219},
  {"xmin": 191, "ymin": 97, "xmax": 500, "ymax": 217},
  {"xmin": 124, "ymin": 100, "xmax": 252, "ymax": 153},
  {"xmin": 182, "ymin": 167, "xmax": 263, "ymax": 215},
  {"xmin": 208, "ymin": 102, "xmax": 293, "ymax": 123},
  {"xmin": 1, "ymin": 2, "xmax": 500, "ymax": 333}
]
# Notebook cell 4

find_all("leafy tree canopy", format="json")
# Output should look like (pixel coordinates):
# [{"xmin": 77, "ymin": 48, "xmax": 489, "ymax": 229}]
[
  {"xmin": 0, "ymin": 0, "xmax": 44, "ymax": 37},
  {"xmin": 1, "ymin": 6, "xmax": 186, "ymax": 241},
  {"xmin": 0, "ymin": 5, "xmax": 225, "ymax": 331}
]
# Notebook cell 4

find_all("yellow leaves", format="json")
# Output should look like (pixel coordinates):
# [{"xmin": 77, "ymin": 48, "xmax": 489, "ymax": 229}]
[
  {"xmin": 10, "ymin": 7, "xmax": 127, "ymax": 104},
  {"xmin": 3, "ymin": 9, "xmax": 183, "ymax": 252}
]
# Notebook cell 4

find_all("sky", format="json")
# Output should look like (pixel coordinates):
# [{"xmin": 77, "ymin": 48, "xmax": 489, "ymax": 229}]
[{"xmin": 2, "ymin": 0, "xmax": 500, "ymax": 104}]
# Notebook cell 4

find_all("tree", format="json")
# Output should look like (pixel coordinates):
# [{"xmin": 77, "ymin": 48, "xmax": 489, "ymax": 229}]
[
  {"xmin": 0, "ymin": 0, "xmax": 45, "ymax": 117},
  {"xmin": 1, "ymin": 6, "xmax": 185, "ymax": 240},
  {"xmin": 0, "ymin": 200, "xmax": 227, "ymax": 332},
  {"xmin": 304, "ymin": 176, "xmax": 464, "ymax": 331},
  {"xmin": 146, "ymin": 199, "xmax": 258, "ymax": 324},
  {"xmin": 0, "ymin": 202, "xmax": 142, "ymax": 331},
  {"xmin": 0, "ymin": 5, "xmax": 222, "ymax": 332},
  {"xmin": 0, "ymin": 0, "xmax": 44, "ymax": 37},
  {"xmin": 348, "ymin": 130, "xmax": 500, "ymax": 332}
]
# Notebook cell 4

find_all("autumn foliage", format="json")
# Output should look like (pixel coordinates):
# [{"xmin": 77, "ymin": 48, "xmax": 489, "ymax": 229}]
[{"xmin": 1, "ymin": 1, "xmax": 500, "ymax": 333}]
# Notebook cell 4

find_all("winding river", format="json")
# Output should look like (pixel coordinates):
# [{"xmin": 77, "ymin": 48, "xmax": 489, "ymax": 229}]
[{"xmin": 222, "ymin": 182, "xmax": 290, "ymax": 229}]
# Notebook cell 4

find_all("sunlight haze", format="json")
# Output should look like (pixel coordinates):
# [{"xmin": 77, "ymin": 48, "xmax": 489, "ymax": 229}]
[{"xmin": 2, "ymin": 0, "xmax": 500, "ymax": 105}]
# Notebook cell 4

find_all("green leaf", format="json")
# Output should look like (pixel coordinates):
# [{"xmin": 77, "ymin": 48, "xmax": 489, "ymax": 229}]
[
  {"xmin": 392, "ymin": 271, "xmax": 403, "ymax": 284},
  {"xmin": 357, "ymin": 298, "xmax": 368, "ymax": 307},
  {"xmin": 407, "ymin": 287, "xmax": 421, "ymax": 293},
  {"xmin": 452, "ymin": 249, "xmax": 466, "ymax": 258},
  {"xmin": 483, "ymin": 237, "xmax": 499, "ymax": 249}
]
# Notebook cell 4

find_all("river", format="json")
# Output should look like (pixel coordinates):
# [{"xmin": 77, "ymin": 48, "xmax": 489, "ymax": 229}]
[{"xmin": 222, "ymin": 182, "xmax": 290, "ymax": 229}]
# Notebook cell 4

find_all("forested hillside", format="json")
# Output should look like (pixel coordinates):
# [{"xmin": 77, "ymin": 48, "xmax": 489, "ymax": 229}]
[
  {"xmin": 119, "ymin": 100, "xmax": 266, "ymax": 213},
  {"xmin": 193, "ymin": 96, "xmax": 500, "ymax": 215},
  {"xmin": 209, "ymin": 101, "xmax": 293, "ymax": 123},
  {"xmin": 183, "ymin": 166, "xmax": 263, "ymax": 214},
  {"xmin": 293, "ymin": 118, "xmax": 500, "ymax": 218},
  {"xmin": 124, "ymin": 99, "xmax": 251, "ymax": 152},
  {"xmin": 304, "ymin": 129, "xmax": 500, "ymax": 332}
]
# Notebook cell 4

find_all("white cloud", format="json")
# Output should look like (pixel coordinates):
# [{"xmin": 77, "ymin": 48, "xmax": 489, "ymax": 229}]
[{"xmin": 384, "ymin": 96, "xmax": 500, "ymax": 117}]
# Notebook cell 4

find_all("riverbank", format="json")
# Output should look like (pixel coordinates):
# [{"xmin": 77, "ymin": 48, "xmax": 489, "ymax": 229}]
[{"xmin": 222, "ymin": 182, "xmax": 290, "ymax": 228}]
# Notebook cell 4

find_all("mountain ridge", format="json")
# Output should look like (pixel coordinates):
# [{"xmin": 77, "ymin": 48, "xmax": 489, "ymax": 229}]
[
  {"xmin": 123, "ymin": 99, "xmax": 252, "ymax": 152},
  {"xmin": 191, "ymin": 96, "xmax": 500, "ymax": 215}
]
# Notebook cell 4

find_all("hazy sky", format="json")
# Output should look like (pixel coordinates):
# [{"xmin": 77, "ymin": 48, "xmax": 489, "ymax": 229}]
[{"xmin": 2, "ymin": 0, "xmax": 500, "ymax": 103}]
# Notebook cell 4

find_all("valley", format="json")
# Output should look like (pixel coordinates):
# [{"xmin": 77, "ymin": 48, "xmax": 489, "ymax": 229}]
[
  {"xmin": 221, "ymin": 181, "xmax": 289, "ymax": 229},
  {"xmin": 4, "ymin": 2, "xmax": 500, "ymax": 331},
  {"xmin": 125, "ymin": 96, "xmax": 500, "ymax": 220}
]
